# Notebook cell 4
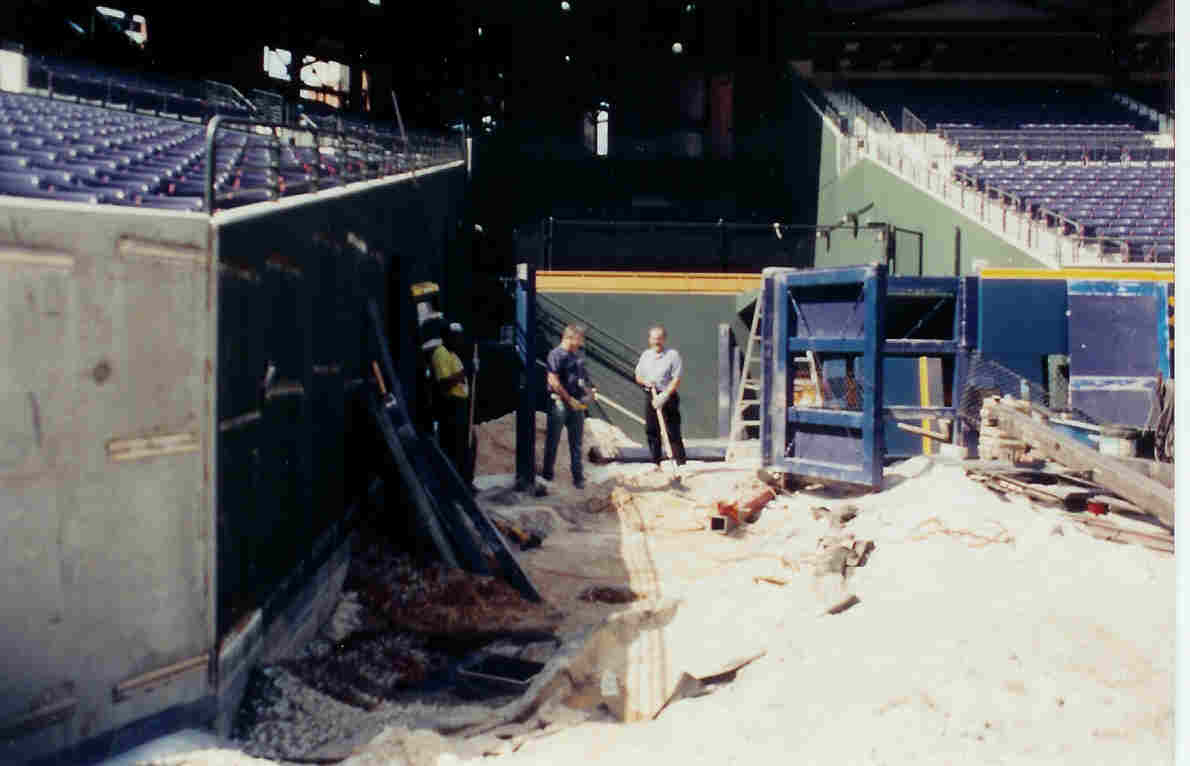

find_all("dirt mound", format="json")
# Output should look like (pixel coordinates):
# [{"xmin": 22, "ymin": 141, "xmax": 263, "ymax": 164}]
[
  {"xmin": 357, "ymin": 559, "xmax": 563, "ymax": 638},
  {"xmin": 472, "ymin": 413, "xmax": 638, "ymax": 478}
]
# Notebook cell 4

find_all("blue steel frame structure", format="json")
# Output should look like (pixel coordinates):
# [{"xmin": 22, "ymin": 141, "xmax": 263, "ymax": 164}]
[{"xmin": 761, "ymin": 266, "xmax": 976, "ymax": 489}]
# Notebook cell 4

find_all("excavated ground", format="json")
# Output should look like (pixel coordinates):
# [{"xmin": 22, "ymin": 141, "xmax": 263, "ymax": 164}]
[{"xmin": 143, "ymin": 416, "xmax": 1175, "ymax": 766}]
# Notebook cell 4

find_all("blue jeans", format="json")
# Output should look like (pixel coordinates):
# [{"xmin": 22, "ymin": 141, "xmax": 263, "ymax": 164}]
[{"xmin": 543, "ymin": 397, "xmax": 585, "ymax": 485}]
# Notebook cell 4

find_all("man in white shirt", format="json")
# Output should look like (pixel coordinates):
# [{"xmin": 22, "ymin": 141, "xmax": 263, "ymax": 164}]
[{"xmin": 633, "ymin": 324, "xmax": 687, "ymax": 475}]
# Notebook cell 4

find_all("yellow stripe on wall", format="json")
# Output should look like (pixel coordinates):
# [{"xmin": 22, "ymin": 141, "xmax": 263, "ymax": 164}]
[
  {"xmin": 980, "ymin": 267, "xmax": 1174, "ymax": 282},
  {"xmin": 537, "ymin": 270, "xmax": 764, "ymax": 294}
]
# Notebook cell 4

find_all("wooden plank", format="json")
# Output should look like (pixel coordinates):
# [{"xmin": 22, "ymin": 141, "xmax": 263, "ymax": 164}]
[
  {"xmin": 1111, "ymin": 454, "xmax": 1175, "ymax": 489},
  {"xmin": 896, "ymin": 421, "xmax": 950, "ymax": 442},
  {"xmin": 988, "ymin": 402, "xmax": 1175, "ymax": 528}
]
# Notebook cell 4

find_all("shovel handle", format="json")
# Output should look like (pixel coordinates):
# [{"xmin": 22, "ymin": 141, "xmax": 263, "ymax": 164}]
[{"xmin": 371, "ymin": 361, "xmax": 388, "ymax": 395}]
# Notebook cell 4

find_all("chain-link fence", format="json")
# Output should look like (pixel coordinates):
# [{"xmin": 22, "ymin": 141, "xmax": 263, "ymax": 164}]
[{"xmin": 955, "ymin": 352, "xmax": 1103, "ymax": 432}]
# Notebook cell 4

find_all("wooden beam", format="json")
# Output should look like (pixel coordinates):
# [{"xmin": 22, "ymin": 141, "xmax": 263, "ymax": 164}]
[
  {"xmin": 988, "ymin": 403, "xmax": 1175, "ymax": 529},
  {"xmin": 896, "ymin": 421, "xmax": 951, "ymax": 442}
]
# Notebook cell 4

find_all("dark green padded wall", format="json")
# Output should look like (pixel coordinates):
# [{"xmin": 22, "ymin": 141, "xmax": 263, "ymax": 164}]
[
  {"xmin": 213, "ymin": 166, "xmax": 467, "ymax": 635},
  {"xmin": 538, "ymin": 292, "xmax": 748, "ymax": 442}
]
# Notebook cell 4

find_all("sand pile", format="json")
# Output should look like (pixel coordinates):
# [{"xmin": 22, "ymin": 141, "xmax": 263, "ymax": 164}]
[{"xmin": 141, "ymin": 456, "xmax": 1174, "ymax": 766}]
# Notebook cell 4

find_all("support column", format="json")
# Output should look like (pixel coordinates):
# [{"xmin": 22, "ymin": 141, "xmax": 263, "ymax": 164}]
[
  {"xmin": 515, "ymin": 263, "xmax": 537, "ymax": 491},
  {"xmin": 718, "ymin": 323, "xmax": 734, "ymax": 438}
]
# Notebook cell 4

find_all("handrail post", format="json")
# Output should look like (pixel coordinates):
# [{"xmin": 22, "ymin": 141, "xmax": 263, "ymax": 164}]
[
  {"xmin": 204, "ymin": 115, "xmax": 225, "ymax": 214},
  {"xmin": 311, "ymin": 128, "xmax": 320, "ymax": 190},
  {"xmin": 270, "ymin": 125, "xmax": 281, "ymax": 201}
]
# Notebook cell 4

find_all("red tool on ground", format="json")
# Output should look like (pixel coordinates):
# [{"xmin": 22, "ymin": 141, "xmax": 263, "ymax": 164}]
[{"xmin": 715, "ymin": 486, "xmax": 777, "ymax": 524}]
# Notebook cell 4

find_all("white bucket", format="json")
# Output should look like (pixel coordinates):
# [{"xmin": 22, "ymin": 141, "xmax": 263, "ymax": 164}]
[{"xmin": 1098, "ymin": 425, "xmax": 1140, "ymax": 458}]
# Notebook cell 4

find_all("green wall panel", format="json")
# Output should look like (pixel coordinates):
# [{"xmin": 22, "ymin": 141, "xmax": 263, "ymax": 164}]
[
  {"xmin": 814, "ymin": 158, "xmax": 1044, "ymax": 275},
  {"xmin": 538, "ymin": 292, "xmax": 748, "ymax": 442}
]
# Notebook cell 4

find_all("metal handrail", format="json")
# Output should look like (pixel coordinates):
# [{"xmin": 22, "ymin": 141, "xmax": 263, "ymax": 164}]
[
  {"xmin": 547, "ymin": 219, "xmax": 830, "ymax": 233},
  {"xmin": 203, "ymin": 115, "xmax": 461, "ymax": 213},
  {"xmin": 536, "ymin": 293, "xmax": 642, "ymax": 363},
  {"xmin": 203, "ymin": 80, "xmax": 256, "ymax": 114}
]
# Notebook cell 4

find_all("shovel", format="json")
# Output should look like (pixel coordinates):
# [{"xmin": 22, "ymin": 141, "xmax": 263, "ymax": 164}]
[{"xmin": 651, "ymin": 386, "xmax": 682, "ymax": 484}]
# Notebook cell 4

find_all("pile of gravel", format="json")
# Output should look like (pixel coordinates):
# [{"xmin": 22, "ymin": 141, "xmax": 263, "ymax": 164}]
[{"xmin": 230, "ymin": 543, "xmax": 555, "ymax": 762}]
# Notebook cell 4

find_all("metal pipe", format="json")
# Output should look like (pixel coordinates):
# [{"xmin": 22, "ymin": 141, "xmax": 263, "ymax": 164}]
[{"xmin": 547, "ymin": 218, "xmax": 835, "ymax": 233}]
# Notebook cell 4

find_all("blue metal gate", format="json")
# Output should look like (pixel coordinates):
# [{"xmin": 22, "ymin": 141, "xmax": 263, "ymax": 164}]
[
  {"xmin": 761, "ymin": 265, "xmax": 887, "ymax": 487},
  {"xmin": 761, "ymin": 266, "xmax": 976, "ymax": 488}
]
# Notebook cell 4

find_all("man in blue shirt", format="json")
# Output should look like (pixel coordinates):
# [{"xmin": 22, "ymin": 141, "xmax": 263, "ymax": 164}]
[
  {"xmin": 543, "ymin": 324, "xmax": 594, "ymax": 489},
  {"xmin": 634, "ymin": 324, "xmax": 687, "ymax": 476}
]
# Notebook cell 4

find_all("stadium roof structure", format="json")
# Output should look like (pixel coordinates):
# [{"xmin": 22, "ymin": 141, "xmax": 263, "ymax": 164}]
[{"xmin": 806, "ymin": 0, "xmax": 1171, "ymax": 36}]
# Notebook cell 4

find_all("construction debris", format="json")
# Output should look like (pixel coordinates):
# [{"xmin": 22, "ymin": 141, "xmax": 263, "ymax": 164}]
[
  {"xmin": 779, "ymin": 533, "xmax": 875, "ymax": 616},
  {"xmin": 715, "ymin": 484, "xmax": 777, "ymax": 524},
  {"xmin": 977, "ymin": 395, "xmax": 1032, "ymax": 462},
  {"xmin": 1146, "ymin": 376, "xmax": 1175, "ymax": 464},
  {"xmin": 161, "ymin": 442, "xmax": 1176, "ymax": 766},
  {"xmin": 576, "ymin": 585, "xmax": 642, "ymax": 604},
  {"xmin": 986, "ymin": 398, "xmax": 1175, "ymax": 528},
  {"xmin": 355, "ymin": 558, "xmax": 563, "ymax": 639},
  {"xmin": 811, "ymin": 504, "xmax": 859, "ymax": 528},
  {"xmin": 963, "ymin": 463, "xmax": 1174, "ymax": 555}
]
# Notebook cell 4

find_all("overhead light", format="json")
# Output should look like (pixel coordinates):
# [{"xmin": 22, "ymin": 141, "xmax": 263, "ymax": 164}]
[
  {"xmin": 477, "ymin": 26, "xmax": 483, "ymax": 37},
  {"xmin": 672, "ymin": 42, "xmax": 683, "ymax": 54},
  {"xmin": 565, "ymin": 54, "xmax": 571, "ymax": 62},
  {"xmin": 367, "ymin": 0, "xmax": 380, "ymax": 5},
  {"xmin": 561, "ymin": 0, "xmax": 570, "ymax": 10},
  {"xmin": 685, "ymin": 3, "xmax": 696, "ymax": 12}
]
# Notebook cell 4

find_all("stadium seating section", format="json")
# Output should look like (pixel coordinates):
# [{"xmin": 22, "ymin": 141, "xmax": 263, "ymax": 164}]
[
  {"xmin": 1, "ymin": 58, "xmax": 456, "ymax": 212},
  {"xmin": 836, "ymin": 80, "xmax": 1174, "ymax": 263},
  {"xmin": 953, "ymin": 164, "xmax": 1174, "ymax": 262}
]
